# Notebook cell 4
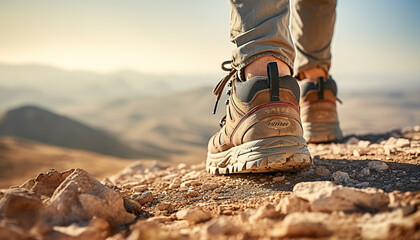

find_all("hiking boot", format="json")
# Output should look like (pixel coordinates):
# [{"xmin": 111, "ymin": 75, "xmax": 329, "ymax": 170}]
[
  {"xmin": 300, "ymin": 76, "xmax": 343, "ymax": 143},
  {"xmin": 206, "ymin": 62, "xmax": 312, "ymax": 175}
]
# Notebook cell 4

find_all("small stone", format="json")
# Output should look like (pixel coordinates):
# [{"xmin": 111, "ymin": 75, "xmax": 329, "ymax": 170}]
[
  {"xmin": 368, "ymin": 161, "xmax": 389, "ymax": 171},
  {"xmin": 156, "ymin": 202, "xmax": 172, "ymax": 211},
  {"xmin": 135, "ymin": 191, "xmax": 153, "ymax": 205},
  {"xmin": 346, "ymin": 137, "xmax": 359, "ymax": 145},
  {"xmin": 214, "ymin": 189, "xmax": 222, "ymax": 193},
  {"xmin": 315, "ymin": 167, "xmax": 330, "ymax": 177},
  {"xmin": 353, "ymin": 149, "xmax": 361, "ymax": 157},
  {"xmin": 358, "ymin": 140, "xmax": 371, "ymax": 148},
  {"xmin": 177, "ymin": 163, "xmax": 188, "ymax": 169},
  {"xmin": 176, "ymin": 208, "xmax": 211, "ymax": 223},
  {"xmin": 355, "ymin": 182, "xmax": 370, "ymax": 188},
  {"xmin": 360, "ymin": 167, "xmax": 370, "ymax": 177},
  {"xmin": 181, "ymin": 180, "xmax": 201, "ymax": 187},
  {"xmin": 186, "ymin": 190, "xmax": 199, "ymax": 198},
  {"xmin": 332, "ymin": 171, "xmax": 350, "ymax": 184},
  {"xmin": 395, "ymin": 138, "xmax": 410, "ymax": 148},
  {"xmin": 272, "ymin": 176, "xmax": 286, "ymax": 182},
  {"xmin": 202, "ymin": 183, "xmax": 218, "ymax": 191},
  {"xmin": 132, "ymin": 185, "xmax": 148, "ymax": 192}
]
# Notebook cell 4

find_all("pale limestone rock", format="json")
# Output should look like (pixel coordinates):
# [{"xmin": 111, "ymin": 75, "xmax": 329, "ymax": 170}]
[
  {"xmin": 358, "ymin": 140, "xmax": 371, "ymax": 148},
  {"xmin": 293, "ymin": 181, "xmax": 389, "ymax": 212},
  {"xmin": 353, "ymin": 149, "xmax": 361, "ymax": 157},
  {"xmin": 396, "ymin": 138, "xmax": 410, "ymax": 148},
  {"xmin": 276, "ymin": 195, "xmax": 310, "ymax": 214},
  {"xmin": 176, "ymin": 208, "xmax": 211, "ymax": 223},
  {"xmin": 315, "ymin": 166, "xmax": 330, "ymax": 177},
  {"xmin": 272, "ymin": 212, "xmax": 332, "ymax": 238},
  {"xmin": 42, "ymin": 169, "xmax": 135, "ymax": 227},
  {"xmin": 368, "ymin": 161, "xmax": 389, "ymax": 171}
]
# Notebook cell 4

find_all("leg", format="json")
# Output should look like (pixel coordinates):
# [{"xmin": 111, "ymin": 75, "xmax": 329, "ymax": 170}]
[
  {"xmin": 292, "ymin": 0, "xmax": 337, "ymax": 81},
  {"xmin": 206, "ymin": 0, "xmax": 312, "ymax": 175},
  {"xmin": 229, "ymin": 0, "xmax": 295, "ymax": 79},
  {"xmin": 292, "ymin": 0, "xmax": 342, "ymax": 143}
]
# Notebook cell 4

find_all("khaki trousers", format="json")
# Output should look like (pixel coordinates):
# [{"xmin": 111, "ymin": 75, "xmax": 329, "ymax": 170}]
[{"xmin": 229, "ymin": 0, "xmax": 337, "ymax": 76}]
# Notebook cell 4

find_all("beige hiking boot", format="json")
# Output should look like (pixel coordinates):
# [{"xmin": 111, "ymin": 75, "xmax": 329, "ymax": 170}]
[
  {"xmin": 300, "ymin": 77, "xmax": 343, "ymax": 143},
  {"xmin": 206, "ymin": 62, "xmax": 312, "ymax": 175}
]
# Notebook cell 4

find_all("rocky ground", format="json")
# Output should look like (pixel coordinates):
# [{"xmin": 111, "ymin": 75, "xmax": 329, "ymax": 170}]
[{"xmin": 0, "ymin": 126, "xmax": 419, "ymax": 240}]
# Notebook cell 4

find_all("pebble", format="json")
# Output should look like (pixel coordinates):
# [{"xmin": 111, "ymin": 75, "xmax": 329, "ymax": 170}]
[
  {"xmin": 272, "ymin": 176, "xmax": 285, "ymax": 182},
  {"xmin": 202, "ymin": 183, "xmax": 218, "ymax": 191},
  {"xmin": 346, "ymin": 137, "xmax": 359, "ymax": 145},
  {"xmin": 181, "ymin": 180, "xmax": 202, "ymax": 187},
  {"xmin": 186, "ymin": 190, "xmax": 199, "ymax": 198},
  {"xmin": 360, "ymin": 167, "xmax": 370, "ymax": 177},
  {"xmin": 134, "ymin": 191, "xmax": 153, "ymax": 205},
  {"xmin": 315, "ymin": 167, "xmax": 330, "ymax": 177},
  {"xmin": 368, "ymin": 161, "xmax": 389, "ymax": 171},
  {"xmin": 176, "ymin": 208, "xmax": 211, "ymax": 223},
  {"xmin": 156, "ymin": 202, "xmax": 172, "ymax": 211},
  {"xmin": 355, "ymin": 182, "xmax": 370, "ymax": 188},
  {"xmin": 332, "ymin": 171, "xmax": 350, "ymax": 184},
  {"xmin": 132, "ymin": 185, "xmax": 148, "ymax": 193},
  {"xmin": 353, "ymin": 149, "xmax": 361, "ymax": 157},
  {"xmin": 358, "ymin": 140, "xmax": 371, "ymax": 148}
]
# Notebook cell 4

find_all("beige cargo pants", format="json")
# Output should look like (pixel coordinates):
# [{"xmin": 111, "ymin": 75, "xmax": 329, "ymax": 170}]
[{"xmin": 229, "ymin": 0, "xmax": 337, "ymax": 77}]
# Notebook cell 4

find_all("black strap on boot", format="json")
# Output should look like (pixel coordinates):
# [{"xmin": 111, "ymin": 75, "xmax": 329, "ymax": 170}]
[
  {"xmin": 317, "ymin": 76, "xmax": 325, "ymax": 100},
  {"xmin": 267, "ymin": 62, "xmax": 279, "ymax": 102}
]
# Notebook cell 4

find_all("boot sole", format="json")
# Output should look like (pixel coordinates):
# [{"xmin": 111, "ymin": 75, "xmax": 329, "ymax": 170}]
[
  {"xmin": 303, "ymin": 121, "xmax": 343, "ymax": 143},
  {"xmin": 206, "ymin": 136, "xmax": 312, "ymax": 175}
]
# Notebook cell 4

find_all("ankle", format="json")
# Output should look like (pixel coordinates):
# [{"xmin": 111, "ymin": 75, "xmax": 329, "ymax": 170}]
[
  {"xmin": 244, "ymin": 56, "xmax": 291, "ymax": 80},
  {"xmin": 298, "ymin": 68, "xmax": 328, "ymax": 82}
]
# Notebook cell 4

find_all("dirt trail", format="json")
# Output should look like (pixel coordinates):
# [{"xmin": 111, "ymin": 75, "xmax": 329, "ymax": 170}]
[{"xmin": 0, "ymin": 126, "xmax": 419, "ymax": 239}]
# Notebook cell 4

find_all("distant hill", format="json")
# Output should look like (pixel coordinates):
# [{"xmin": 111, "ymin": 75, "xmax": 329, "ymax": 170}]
[{"xmin": 0, "ymin": 105, "xmax": 155, "ymax": 158}]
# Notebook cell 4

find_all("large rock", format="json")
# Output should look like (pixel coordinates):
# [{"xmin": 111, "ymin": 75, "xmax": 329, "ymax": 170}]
[
  {"xmin": 0, "ymin": 188, "xmax": 44, "ymax": 229},
  {"xmin": 21, "ymin": 169, "xmax": 74, "ymax": 199},
  {"xmin": 42, "ymin": 169, "xmax": 135, "ymax": 227},
  {"xmin": 293, "ymin": 181, "xmax": 389, "ymax": 212}
]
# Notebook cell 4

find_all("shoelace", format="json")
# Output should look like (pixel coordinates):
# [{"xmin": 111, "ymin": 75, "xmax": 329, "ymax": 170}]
[{"xmin": 212, "ymin": 60, "xmax": 237, "ymax": 114}]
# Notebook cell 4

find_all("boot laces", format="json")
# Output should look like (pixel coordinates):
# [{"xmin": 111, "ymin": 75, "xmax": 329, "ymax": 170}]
[{"xmin": 212, "ymin": 60, "xmax": 239, "ymax": 128}]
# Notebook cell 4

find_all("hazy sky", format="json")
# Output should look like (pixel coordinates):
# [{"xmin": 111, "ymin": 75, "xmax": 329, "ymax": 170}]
[{"xmin": 0, "ymin": 0, "xmax": 419, "ymax": 77}]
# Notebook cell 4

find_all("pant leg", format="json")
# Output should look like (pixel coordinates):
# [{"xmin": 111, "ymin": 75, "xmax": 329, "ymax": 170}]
[
  {"xmin": 292, "ymin": 0, "xmax": 337, "ymax": 77},
  {"xmin": 230, "ymin": 0, "xmax": 295, "ymax": 74}
]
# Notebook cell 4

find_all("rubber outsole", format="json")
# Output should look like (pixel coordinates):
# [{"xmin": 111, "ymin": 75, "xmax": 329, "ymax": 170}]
[
  {"xmin": 206, "ymin": 136, "xmax": 312, "ymax": 175},
  {"xmin": 303, "ymin": 121, "xmax": 343, "ymax": 143}
]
